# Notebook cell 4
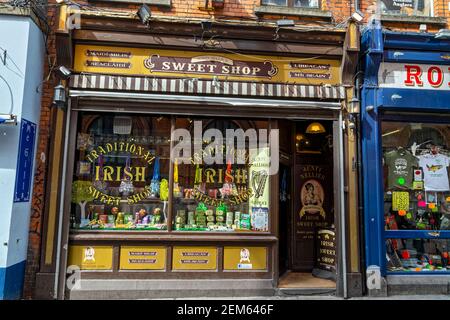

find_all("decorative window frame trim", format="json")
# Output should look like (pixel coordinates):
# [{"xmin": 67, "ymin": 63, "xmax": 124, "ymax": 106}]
[
  {"xmin": 380, "ymin": 14, "xmax": 447, "ymax": 25},
  {"xmin": 254, "ymin": 5, "xmax": 332, "ymax": 19},
  {"xmin": 89, "ymin": 0, "xmax": 171, "ymax": 6}
]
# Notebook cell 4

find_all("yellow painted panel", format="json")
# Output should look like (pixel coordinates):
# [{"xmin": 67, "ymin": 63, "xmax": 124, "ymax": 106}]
[
  {"xmin": 223, "ymin": 247, "xmax": 267, "ymax": 270},
  {"xmin": 172, "ymin": 247, "xmax": 217, "ymax": 270},
  {"xmin": 74, "ymin": 44, "xmax": 341, "ymax": 85},
  {"xmin": 68, "ymin": 246, "xmax": 113, "ymax": 270},
  {"xmin": 120, "ymin": 246, "xmax": 166, "ymax": 270}
]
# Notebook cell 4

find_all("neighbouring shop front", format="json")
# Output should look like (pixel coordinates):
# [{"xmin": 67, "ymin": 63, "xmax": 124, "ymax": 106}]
[
  {"xmin": 33, "ymin": 11, "xmax": 362, "ymax": 299},
  {"xmin": 361, "ymin": 22, "xmax": 450, "ymax": 295}
]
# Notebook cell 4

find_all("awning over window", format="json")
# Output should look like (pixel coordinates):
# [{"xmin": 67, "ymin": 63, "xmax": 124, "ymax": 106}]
[{"xmin": 70, "ymin": 73, "xmax": 347, "ymax": 100}]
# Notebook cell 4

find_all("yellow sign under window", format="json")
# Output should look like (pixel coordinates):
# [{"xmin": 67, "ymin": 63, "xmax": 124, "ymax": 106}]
[
  {"xmin": 68, "ymin": 245, "xmax": 113, "ymax": 270},
  {"xmin": 172, "ymin": 247, "xmax": 217, "ymax": 270},
  {"xmin": 120, "ymin": 246, "xmax": 166, "ymax": 270},
  {"xmin": 223, "ymin": 247, "xmax": 267, "ymax": 271}
]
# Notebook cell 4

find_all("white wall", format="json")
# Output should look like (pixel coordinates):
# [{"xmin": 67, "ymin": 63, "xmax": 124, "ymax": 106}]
[{"xmin": 0, "ymin": 15, "xmax": 45, "ymax": 269}]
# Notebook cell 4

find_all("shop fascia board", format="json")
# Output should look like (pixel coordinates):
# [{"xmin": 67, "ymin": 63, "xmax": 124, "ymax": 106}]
[{"xmin": 72, "ymin": 29, "xmax": 343, "ymax": 57}]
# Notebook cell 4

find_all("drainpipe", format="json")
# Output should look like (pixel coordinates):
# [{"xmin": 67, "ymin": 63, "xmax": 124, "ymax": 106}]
[
  {"xmin": 354, "ymin": 72, "xmax": 367, "ymax": 296},
  {"xmin": 53, "ymin": 99, "xmax": 72, "ymax": 299},
  {"xmin": 339, "ymin": 111, "xmax": 348, "ymax": 299}
]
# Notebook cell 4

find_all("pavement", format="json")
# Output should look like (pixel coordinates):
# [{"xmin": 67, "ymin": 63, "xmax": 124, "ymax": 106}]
[{"xmin": 161, "ymin": 294, "xmax": 450, "ymax": 300}]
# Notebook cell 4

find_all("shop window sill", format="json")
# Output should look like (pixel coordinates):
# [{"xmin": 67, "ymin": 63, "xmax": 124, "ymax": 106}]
[
  {"xmin": 69, "ymin": 230, "xmax": 278, "ymax": 242},
  {"xmin": 380, "ymin": 14, "xmax": 447, "ymax": 25},
  {"xmin": 88, "ymin": 0, "xmax": 171, "ymax": 6},
  {"xmin": 254, "ymin": 6, "xmax": 332, "ymax": 20}
]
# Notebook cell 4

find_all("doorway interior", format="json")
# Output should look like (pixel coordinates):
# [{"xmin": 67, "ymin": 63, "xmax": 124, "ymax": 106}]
[{"xmin": 278, "ymin": 120, "xmax": 337, "ymax": 291}]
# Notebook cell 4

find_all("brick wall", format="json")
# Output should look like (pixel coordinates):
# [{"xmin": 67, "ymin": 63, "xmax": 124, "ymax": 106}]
[
  {"xmin": 22, "ymin": 2, "xmax": 58, "ymax": 300},
  {"xmin": 22, "ymin": 0, "xmax": 450, "ymax": 300},
  {"xmin": 359, "ymin": 0, "xmax": 450, "ymax": 31}
]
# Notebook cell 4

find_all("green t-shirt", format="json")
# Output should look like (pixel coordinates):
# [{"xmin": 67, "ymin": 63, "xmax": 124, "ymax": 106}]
[{"xmin": 384, "ymin": 149, "xmax": 418, "ymax": 190}]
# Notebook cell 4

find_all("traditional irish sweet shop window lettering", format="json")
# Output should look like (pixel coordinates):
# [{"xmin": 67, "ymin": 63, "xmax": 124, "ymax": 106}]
[
  {"xmin": 171, "ymin": 117, "xmax": 270, "ymax": 233},
  {"xmin": 70, "ymin": 113, "xmax": 171, "ymax": 231}
]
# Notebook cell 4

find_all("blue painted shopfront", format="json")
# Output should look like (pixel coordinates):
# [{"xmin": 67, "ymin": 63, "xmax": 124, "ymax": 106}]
[{"xmin": 361, "ymin": 20, "xmax": 450, "ymax": 276}]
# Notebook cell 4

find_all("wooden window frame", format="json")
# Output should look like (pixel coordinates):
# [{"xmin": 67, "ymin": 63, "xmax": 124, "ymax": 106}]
[{"xmin": 261, "ymin": 0, "xmax": 320, "ymax": 9}]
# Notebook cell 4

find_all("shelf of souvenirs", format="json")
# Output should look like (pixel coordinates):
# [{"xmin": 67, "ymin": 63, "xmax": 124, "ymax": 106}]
[{"xmin": 385, "ymin": 230, "xmax": 450, "ymax": 238}]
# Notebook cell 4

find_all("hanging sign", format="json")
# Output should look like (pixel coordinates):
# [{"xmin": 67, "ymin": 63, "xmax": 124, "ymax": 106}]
[
  {"xmin": 74, "ymin": 45, "xmax": 341, "ymax": 85},
  {"xmin": 379, "ymin": 62, "xmax": 450, "ymax": 91}
]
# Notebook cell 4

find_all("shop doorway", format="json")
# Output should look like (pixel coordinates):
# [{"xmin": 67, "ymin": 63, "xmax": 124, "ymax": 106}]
[{"xmin": 278, "ymin": 120, "xmax": 337, "ymax": 291}]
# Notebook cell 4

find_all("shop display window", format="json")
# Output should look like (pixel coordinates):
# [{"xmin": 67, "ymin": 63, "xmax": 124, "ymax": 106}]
[
  {"xmin": 70, "ymin": 112, "xmax": 171, "ymax": 231},
  {"xmin": 382, "ymin": 121, "xmax": 450, "ymax": 272},
  {"xmin": 386, "ymin": 239, "xmax": 450, "ymax": 272},
  {"xmin": 172, "ymin": 118, "xmax": 271, "ymax": 233},
  {"xmin": 382, "ymin": 122, "xmax": 450, "ymax": 232}
]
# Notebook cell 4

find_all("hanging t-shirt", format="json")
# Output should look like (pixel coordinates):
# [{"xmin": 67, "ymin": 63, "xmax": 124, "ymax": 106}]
[
  {"xmin": 418, "ymin": 153, "xmax": 450, "ymax": 191},
  {"xmin": 384, "ymin": 149, "xmax": 418, "ymax": 189}
]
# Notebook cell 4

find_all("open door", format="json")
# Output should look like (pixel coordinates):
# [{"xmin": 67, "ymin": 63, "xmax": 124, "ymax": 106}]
[{"xmin": 278, "ymin": 120, "xmax": 337, "ymax": 291}]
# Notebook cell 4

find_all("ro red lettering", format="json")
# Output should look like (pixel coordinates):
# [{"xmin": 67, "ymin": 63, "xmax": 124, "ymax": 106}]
[
  {"xmin": 427, "ymin": 66, "xmax": 443, "ymax": 87},
  {"xmin": 404, "ymin": 65, "xmax": 423, "ymax": 86}
]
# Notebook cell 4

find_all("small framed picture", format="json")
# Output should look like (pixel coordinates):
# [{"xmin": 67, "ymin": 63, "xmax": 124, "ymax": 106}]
[
  {"xmin": 77, "ymin": 161, "xmax": 91, "ymax": 176},
  {"xmin": 77, "ymin": 133, "xmax": 94, "ymax": 150}
]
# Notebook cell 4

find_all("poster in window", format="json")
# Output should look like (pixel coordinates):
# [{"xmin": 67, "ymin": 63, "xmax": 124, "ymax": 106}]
[{"xmin": 381, "ymin": 0, "xmax": 424, "ymax": 12}]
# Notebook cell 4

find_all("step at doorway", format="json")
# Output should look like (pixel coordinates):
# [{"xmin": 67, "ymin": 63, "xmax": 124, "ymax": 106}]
[{"xmin": 278, "ymin": 271, "xmax": 336, "ymax": 295}]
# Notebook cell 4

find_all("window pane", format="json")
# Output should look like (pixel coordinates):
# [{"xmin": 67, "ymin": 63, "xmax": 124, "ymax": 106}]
[
  {"xmin": 294, "ymin": 0, "xmax": 320, "ymax": 8},
  {"xmin": 70, "ymin": 113, "xmax": 171, "ymax": 231},
  {"xmin": 262, "ymin": 0, "xmax": 288, "ymax": 6},
  {"xmin": 382, "ymin": 122, "xmax": 450, "ymax": 231},
  {"xmin": 386, "ymin": 239, "xmax": 450, "ymax": 272},
  {"xmin": 172, "ymin": 117, "xmax": 270, "ymax": 233},
  {"xmin": 380, "ymin": 0, "xmax": 433, "ymax": 17}
]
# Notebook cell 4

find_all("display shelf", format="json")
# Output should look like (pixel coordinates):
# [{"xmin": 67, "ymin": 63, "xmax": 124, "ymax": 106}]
[
  {"xmin": 74, "ymin": 226, "xmax": 168, "ymax": 231},
  {"xmin": 118, "ymin": 199, "xmax": 168, "ymax": 204},
  {"xmin": 385, "ymin": 230, "xmax": 450, "ymax": 239},
  {"xmin": 69, "ymin": 229, "xmax": 277, "ymax": 242},
  {"xmin": 387, "ymin": 271, "xmax": 450, "ymax": 275}
]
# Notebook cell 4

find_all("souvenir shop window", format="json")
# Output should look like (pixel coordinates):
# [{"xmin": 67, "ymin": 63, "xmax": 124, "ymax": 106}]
[
  {"xmin": 382, "ymin": 122, "xmax": 450, "ymax": 232},
  {"xmin": 262, "ymin": 0, "xmax": 320, "ymax": 8},
  {"xmin": 380, "ymin": 0, "xmax": 432, "ymax": 17},
  {"xmin": 70, "ymin": 113, "xmax": 171, "ymax": 231},
  {"xmin": 386, "ymin": 238, "xmax": 450, "ymax": 272},
  {"xmin": 171, "ymin": 117, "xmax": 271, "ymax": 233}
]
